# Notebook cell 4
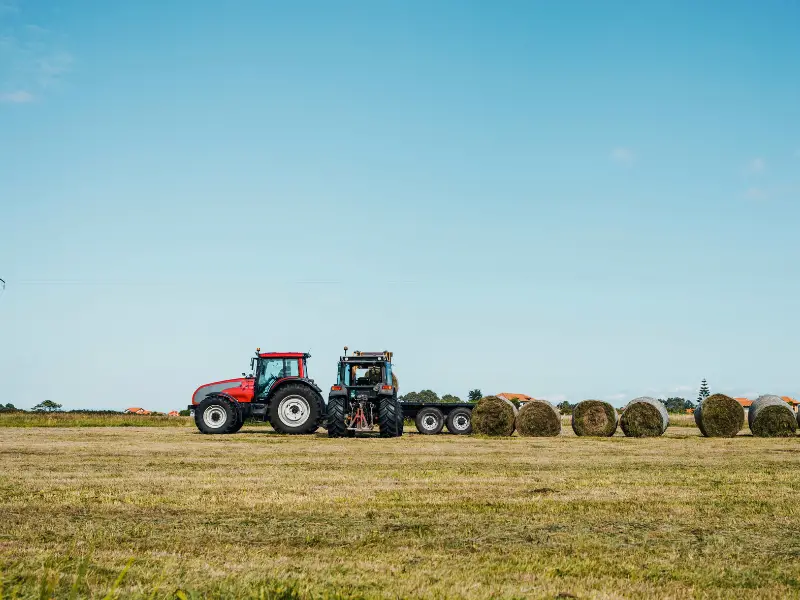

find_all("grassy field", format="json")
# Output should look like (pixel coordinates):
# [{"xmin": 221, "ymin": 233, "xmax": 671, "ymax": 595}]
[
  {"xmin": 0, "ymin": 412, "xmax": 193, "ymax": 427},
  {"xmin": 0, "ymin": 410, "xmax": 697, "ymax": 429},
  {"xmin": 1, "ymin": 426, "xmax": 799, "ymax": 599}
]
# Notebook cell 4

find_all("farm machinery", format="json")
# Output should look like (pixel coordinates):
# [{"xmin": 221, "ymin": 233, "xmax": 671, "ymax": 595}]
[
  {"xmin": 189, "ymin": 350, "xmax": 325, "ymax": 434},
  {"xmin": 326, "ymin": 350, "xmax": 403, "ymax": 437},
  {"xmin": 190, "ymin": 347, "xmax": 476, "ymax": 436}
]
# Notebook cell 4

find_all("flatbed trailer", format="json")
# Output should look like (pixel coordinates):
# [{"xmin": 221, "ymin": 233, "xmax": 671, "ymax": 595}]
[{"xmin": 400, "ymin": 401, "xmax": 475, "ymax": 435}]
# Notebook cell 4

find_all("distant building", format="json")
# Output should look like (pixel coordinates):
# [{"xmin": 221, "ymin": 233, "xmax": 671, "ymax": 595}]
[
  {"xmin": 168, "ymin": 410, "xmax": 180, "ymax": 417},
  {"xmin": 497, "ymin": 393, "xmax": 538, "ymax": 405},
  {"xmin": 781, "ymin": 397, "xmax": 799, "ymax": 414},
  {"xmin": 125, "ymin": 407, "xmax": 152, "ymax": 415},
  {"xmin": 734, "ymin": 398, "xmax": 753, "ymax": 415},
  {"xmin": 734, "ymin": 397, "xmax": 799, "ymax": 415}
]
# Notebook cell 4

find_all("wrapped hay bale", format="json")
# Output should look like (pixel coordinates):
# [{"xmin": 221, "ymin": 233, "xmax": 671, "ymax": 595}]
[
  {"xmin": 694, "ymin": 393, "xmax": 743, "ymax": 437},
  {"xmin": 748, "ymin": 395, "xmax": 797, "ymax": 437},
  {"xmin": 620, "ymin": 396, "xmax": 669, "ymax": 437},
  {"xmin": 571, "ymin": 400, "xmax": 617, "ymax": 437},
  {"xmin": 471, "ymin": 396, "xmax": 516, "ymax": 436},
  {"xmin": 516, "ymin": 399, "xmax": 561, "ymax": 437}
]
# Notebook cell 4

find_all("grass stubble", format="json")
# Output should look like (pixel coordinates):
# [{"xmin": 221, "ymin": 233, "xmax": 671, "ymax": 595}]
[{"xmin": 0, "ymin": 422, "xmax": 799, "ymax": 598}]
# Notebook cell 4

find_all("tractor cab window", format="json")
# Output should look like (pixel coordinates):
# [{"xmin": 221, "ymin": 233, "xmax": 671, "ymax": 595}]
[
  {"xmin": 255, "ymin": 358, "xmax": 298, "ymax": 397},
  {"xmin": 352, "ymin": 364, "xmax": 383, "ymax": 386},
  {"xmin": 285, "ymin": 359, "xmax": 300, "ymax": 377}
]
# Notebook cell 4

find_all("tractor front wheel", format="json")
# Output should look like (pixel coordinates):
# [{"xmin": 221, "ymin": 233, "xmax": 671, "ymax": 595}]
[
  {"xmin": 230, "ymin": 410, "xmax": 245, "ymax": 433},
  {"xmin": 195, "ymin": 396, "xmax": 239, "ymax": 434},
  {"xmin": 269, "ymin": 384, "xmax": 322, "ymax": 434}
]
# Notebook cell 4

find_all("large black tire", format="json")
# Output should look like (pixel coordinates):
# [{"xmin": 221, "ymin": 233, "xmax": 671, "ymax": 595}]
[
  {"xmin": 268, "ymin": 383, "xmax": 323, "ymax": 434},
  {"xmin": 415, "ymin": 407, "xmax": 445, "ymax": 435},
  {"xmin": 446, "ymin": 407, "xmax": 473, "ymax": 435},
  {"xmin": 229, "ymin": 410, "xmax": 245, "ymax": 433},
  {"xmin": 195, "ymin": 396, "xmax": 239, "ymax": 434},
  {"xmin": 327, "ymin": 396, "xmax": 347, "ymax": 438},
  {"xmin": 379, "ymin": 396, "xmax": 402, "ymax": 438}
]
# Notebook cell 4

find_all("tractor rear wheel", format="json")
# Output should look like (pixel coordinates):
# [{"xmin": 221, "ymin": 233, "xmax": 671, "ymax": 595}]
[
  {"xmin": 446, "ymin": 407, "xmax": 473, "ymax": 435},
  {"xmin": 269, "ymin": 384, "xmax": 322, "ymax": 434},
  {"xmin": 195, "ymin": 396, "xmax": 239, "ymax": 434},
  {"xmin": 327, "ymin": 396, "xmax": 347, "ymax": 438},
  {"xmin": 415, "ymin": 407, "xmax": 445, "ymax": 435},
  {"xmin": 379, "ymin": 396, "xmax": 402, "ymax": 438}
]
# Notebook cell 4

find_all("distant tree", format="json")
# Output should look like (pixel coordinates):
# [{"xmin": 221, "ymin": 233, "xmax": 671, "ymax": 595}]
[
  {"xmin": 468, "ymin": 389, "xmax": 483, "ymax": 402},
  {"xmin": 557, "ymin": 401, "xmax": 573, "ymax": 414},
  {"xmin": 663, "ymin": 397, "xmax": 694, "ymax": 413},
  {"xmin": 418, "ymin": 390, "xmax": 440, "ymax": 403},
  {"xmin": 179, "ymin": 409, "xmax": 191, "ymax": 417},
  {"xmin": 32, "ymin": 400, "xmax": 62, "ymax": 412},
  {"xmin": 0, "ymin": 403, "xmax": 17, "ymax": 413},
  {"xmin": 399, "ymin": 390, "xmax": 440, "ymax": 403},
  {"xmin": 697, "ymin": 379, "xmax": 710, "ymax": 405},
  {"xmin": 507, "ymin": 396, "xmax": 522, "ymax": 408},
  {"xmin": 441, "ymin": 394, "xmax": 462, "ymax": 403}
]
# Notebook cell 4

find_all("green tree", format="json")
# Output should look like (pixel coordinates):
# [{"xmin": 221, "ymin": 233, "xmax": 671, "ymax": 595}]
[
  {"xmin": 32, "ymin": 400, "xmax": 62, "ymax": 412},
  {"xmin": 417, "ymin": 390, "xmax": 439, "ymax": 403},
  {"xmin": 441, "ymin": 394, "xmax": 462, "ymax": 403},
  {"xmin": 697, "ymin": 379, "xmax": 710, "ymax": 405},
  {"xmin": 468, "ymin": 389, "xmax": 482, "ymax": 402},
  {"xmin": 557, "ymin": 401, "xmax": 573, "ymax": 414},
  {"xmin": 179, "ymin": 409, "xmax": 191, "ymax": 417},
  {"xmin": 0, "ymin": 403, "xmax": 17, "ymax": 413},
  {"xmin": 399, "ymin": 390, "xmax": 439, "ymax": 403},
  {"xmin": 663, "ymin": 397, "xmax": 693, "ymax": 413}
]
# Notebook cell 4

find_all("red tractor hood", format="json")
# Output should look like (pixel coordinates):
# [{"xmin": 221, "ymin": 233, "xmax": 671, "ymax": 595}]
[{"xmin": 192, "ymin": 377, "xmax": 255, "ymax": 405}]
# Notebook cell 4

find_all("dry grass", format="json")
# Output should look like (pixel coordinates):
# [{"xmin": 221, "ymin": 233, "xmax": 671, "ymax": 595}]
[
  {"xmin": 1, "ymin": 426, "xmax": 800, "ymax": 599},
  {"xmin": 0, "ymin": 412, "xmax": 193, "ymax": 428}
]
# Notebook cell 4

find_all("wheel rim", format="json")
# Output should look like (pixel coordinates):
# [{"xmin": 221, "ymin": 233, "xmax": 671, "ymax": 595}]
[
  {"xmin": 203, "ymin": 406, "xmax": 228, "ymax": 429},
  {"xmin": 452, "ymin": 414, "xmax": 470, "ymax": 431},
  {"xmin": 278, "ymin": 395, "xmax": 310, "ymax": 426},
  {"xmin": 421, "ymin": 414, "xmax": 439, "ymax": 431}
]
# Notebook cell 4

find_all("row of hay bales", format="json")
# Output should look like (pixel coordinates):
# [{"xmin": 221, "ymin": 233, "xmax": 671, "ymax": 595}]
[{"xmin": 471, "ymin": 394, "xmax": 799, "ymax": 438}]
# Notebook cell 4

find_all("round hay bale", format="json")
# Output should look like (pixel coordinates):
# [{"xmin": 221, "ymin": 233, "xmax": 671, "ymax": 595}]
[
  {"xmin": 516, "ymin": 399, "xmax": 561, "ymax": 437},
  {"xmin": 694, "ymin": 393, "xmax": 743, "ymax": 437},
  {"xmin": 571, "ymin": 400, "xmax": 617, "ymax": 437},
  {"xmin": 620, "ymin": 396, "xmax": 669, "ymax": 437},
  {"xmin": 748, "ymin": 395, "xmax": 797, "ymax": 438},
  {"xmin": 471, "ymin": 396, "xmax": 516, "ymax": 436}
]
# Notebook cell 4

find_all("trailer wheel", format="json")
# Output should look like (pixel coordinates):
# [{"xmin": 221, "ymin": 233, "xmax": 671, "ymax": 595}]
[
  {"xmin": 269, "ymin": 383, "xmax": 322, "ymax": 434},
  {"xmin": 327, "ymin": 396, "xmax": 347, "ymax": 438},
  {"xmin": 195, "ymin": 396, "xmax": 239, "ymax": 434},
  {"xmin": 415, "ymin": 407, "xmax": 445, "ymax": 435},
  {"xmin": 446, "ymin": 407, "xmax": 473, "ymax": 435},
  {"xmin": 379, "ymin": 396, "xmax": 402, "ymax": 438}
]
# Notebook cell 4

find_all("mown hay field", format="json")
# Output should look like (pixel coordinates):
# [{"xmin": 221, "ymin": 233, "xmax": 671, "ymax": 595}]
[
  {"xmin": 0, "ymin": 412, "xmax": 193, "ymax": 428},
  {"xmin": 1, "ymin": 426, "xmax": 799, "ymax": 599}
]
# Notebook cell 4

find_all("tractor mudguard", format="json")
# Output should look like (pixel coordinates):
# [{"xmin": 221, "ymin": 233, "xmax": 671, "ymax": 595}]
[{"xmin": 192, "ymin": 378, "xmax": 254, "ymax": 405}]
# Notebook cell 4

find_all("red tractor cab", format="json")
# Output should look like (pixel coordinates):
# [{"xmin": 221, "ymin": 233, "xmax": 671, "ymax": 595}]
[{"xmin": 190, "ymin": 350, "xmax": 325, "ymax": 435}]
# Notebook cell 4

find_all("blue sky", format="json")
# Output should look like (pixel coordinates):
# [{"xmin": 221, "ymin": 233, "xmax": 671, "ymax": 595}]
[{"xmin": 1, "ymin": 0, "xmax": 799, "ymax": 411}]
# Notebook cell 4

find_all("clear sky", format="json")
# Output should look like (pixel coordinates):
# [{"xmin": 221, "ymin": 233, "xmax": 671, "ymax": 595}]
[{"xmin": 1, "ymin": 0, "xmax": 799, "ymax": 412}]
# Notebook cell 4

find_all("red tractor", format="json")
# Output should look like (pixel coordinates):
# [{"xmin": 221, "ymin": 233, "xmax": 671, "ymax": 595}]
[{"xmin": 189, "ymin": 350, "xmax": 325, "ymax": 435}]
